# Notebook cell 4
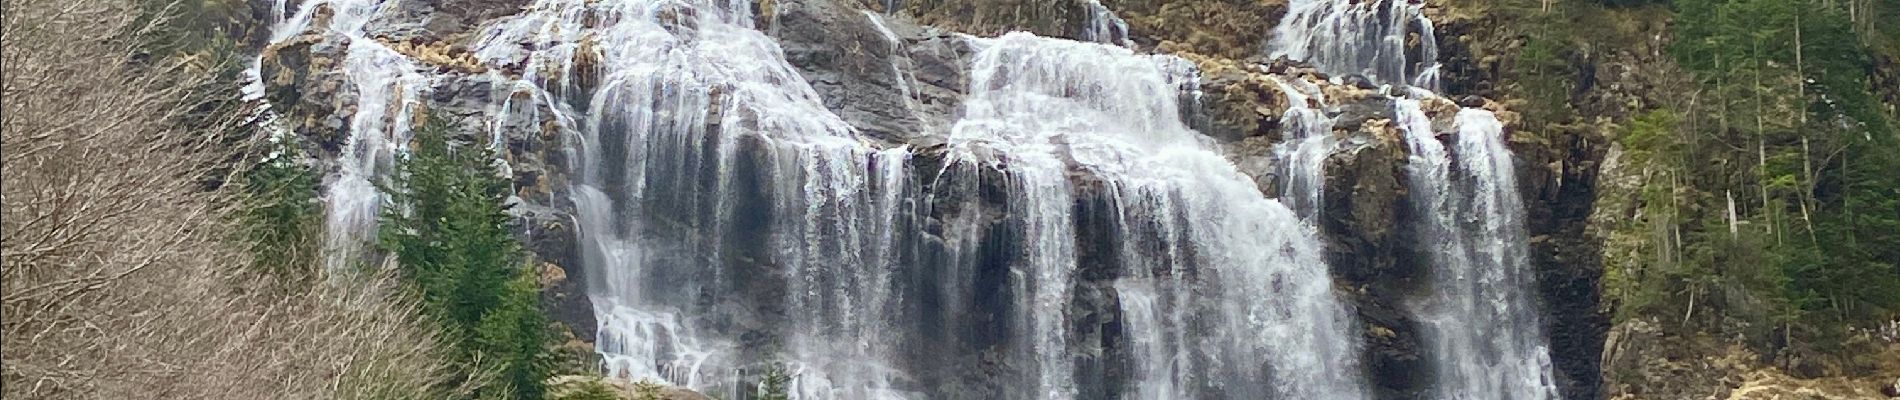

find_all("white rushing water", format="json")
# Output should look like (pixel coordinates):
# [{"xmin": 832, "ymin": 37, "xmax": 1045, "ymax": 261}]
[
  {"xmin": 471, "ymin": 1, "xmax": 915, "ymax": 398},
  {"xmin": 1269, "ymin": 75, "xmax": 1336, "ymax": 220},
  {"xmin": 1270, "ymin": 0, "xmax": 1562, "ymax": 398},
  {"xmin": 950, "ymin": 33, "xmax": 1366, "ymax": 399},
  {"xmin": 1401, "ymin": 103, "xmax": 1562, "ymax": 400},
  {"xmin": 250, "ymin": 0, "xmax": 432, "ymax": 277},
  {"xmin": 249, "ymin": 0, "xmax": 1393, "ymax": 398},
  {"xmin": 1080, "ymin": 0, "xmax": 1133, "ymax": 48},
  {"xmin": 1269, "ymin": 0, "xmax": 1441, "ymax": 90}
]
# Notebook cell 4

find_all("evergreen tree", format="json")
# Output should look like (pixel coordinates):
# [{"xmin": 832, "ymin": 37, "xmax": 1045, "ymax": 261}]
[
  {"xmin": 239, "ymin": 132, "xmax": 320, "ymax": 282},
  {"xmin": 757, "ymin": 365, "xmax": 793, "ymax": 400},
  {"xmin": 379, "ymin": 115, "xmax": 552, "ymax": 399},
  {"xmin": 1616, "ymin": 0, "xmax": 1900, "ymax": 340}
]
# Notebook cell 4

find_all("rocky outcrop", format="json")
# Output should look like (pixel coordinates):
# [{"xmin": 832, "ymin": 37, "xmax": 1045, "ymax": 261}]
[
  {"xmin": 899, "ymin": 0, "xmax": 1098, "ymax": 41},
  {"xmin": 259, "ymin": 8, "xmax": 354, "ymax": 157},
  {"xmin": 1104, "ymin": 0, "xmax": 1286, "ymax": 59},
  {"xmin": 772, "ymin": 0, "xmax": 972, "ymax": 144},
  {"xmin": 1187, "ymin": 55, "xmax": 1295, "ymax": 143},
  {"xmin": 1511, "ymin": 119, "xmax": 1611, "ymax": 400},
  {"xmin": 1603, "ymin": 319, "xmax": 1900, "ymax": 400},
  {"xmin": 1320, "ymin": 119, "xmax": 1430, "ymax": 400},
  {"xmin": 370, "ymin": 0, "xmax": 534, "ymax": 41}
]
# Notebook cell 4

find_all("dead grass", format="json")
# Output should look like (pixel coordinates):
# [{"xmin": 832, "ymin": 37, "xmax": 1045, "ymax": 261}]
[{"xmin": 2, "ymin": 0, "xmax": 473, "ymax": 398}]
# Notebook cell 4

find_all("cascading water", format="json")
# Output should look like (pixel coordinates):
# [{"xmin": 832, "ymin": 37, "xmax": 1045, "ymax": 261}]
[
  {"xmin": 1400, "ymin": 101, "xmax": 1562, "ymax": 399},
  {"xmin": 249, "ymin": 0, "xmax": 431, "ymax": 277},
  {"xmin": 471, "ymin": 1, "xmax": 915, "ymax": 397},
  {"xmin": 473, "ymin": 2, "xmax": 1369, "ymax": 396},
  {"xmin": 949, "ymin": 33, "xmax": 1366, "ymax": 399},
  {"xmin": 251, "ymin": 0, "xmax": 1391, "ymax": 397},
  {"xmin": 1268, "ymin": 0, "xmax": 1441, "ymax": 90},
  {"xmin": 1080, "ymin": 0, "xmax": 1133, "ymax": 48},
  {"xmin": 1269, "ymin": 0, "xmax": 1561, "ymax": 398},
  {"xmin": 1269, "ymin": 75, "xmax": 1335, "ymax": 220}
]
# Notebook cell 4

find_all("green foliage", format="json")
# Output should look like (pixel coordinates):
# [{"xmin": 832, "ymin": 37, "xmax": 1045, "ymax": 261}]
[
  {"xmin": 379, "ymin": 115, "xmax": 552, "ymax": 400},
  {"xmin": 473, "ymin": 273, "xmax": 555, "ymax": 400},
  {"xmin": 239, "ymin": 133, "xmax": 321, "ymax": 282},
  {"xmin": 547, "ymin": 379, "xmax": 626, "ymax": 400},
  {"xmin": 1601, "ymin": 0, "xmax": 1900, "ymax": 348},
  {"xmin": 757, "ymin": 365, "xmax": 792, "ymax": 400},
  {"xmin": 632, "ymin": 380, "xmax": 666, "ymax": 400},
  {"xmin": 1596, "ymin": 0, "xmax": 1670, "ymax": 6}
]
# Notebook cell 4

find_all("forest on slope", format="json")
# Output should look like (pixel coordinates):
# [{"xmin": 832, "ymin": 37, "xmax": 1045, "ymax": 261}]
[{"xmin": 1450, "ymin": 0, "xmax": 1900, "ymax": 395}]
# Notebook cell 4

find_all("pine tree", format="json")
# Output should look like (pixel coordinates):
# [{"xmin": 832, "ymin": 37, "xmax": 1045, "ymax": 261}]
[
  {"xmin": 1631, "ymin": 0, "xmax": 1900, "ymax": 338},
  {"xmin": 379, "ymin": 114, "xmax": 552, "ymax": 399},
  {"xmin": 240, "ymin": 132, "xmax": 320, "ymax": 283},
  {"xmin": 757, "ymin": 365, "xmax": 793, "ymax": 400}
]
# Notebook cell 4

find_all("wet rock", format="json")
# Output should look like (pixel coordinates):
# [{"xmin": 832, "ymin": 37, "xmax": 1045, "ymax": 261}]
[
  {"xmin": 1333, "ymin": 97, "xmax": 1397, "ymax": 132},
  {"xmin": 774, "ymin": 0, "xmax": 970, "ymax": 145},
  {"xmin": 1342, "ymin": 74, "xmax": 1379, "ymax": 90},
  {"xmin": 656, "ymin": 2, "xmax": 702, "ymax": 38},
  {"xmin": 1320, "ymin": 121, "xmax": 1430, "ymax": 400},
  {"xmin": 1179, "ymin": 53, "xmax": 1292, "ymax": 143},
  {"xmin": 1457, "ymin": 94, "xmax": 1486, "ymax": 108},
  {"xmin": 370, "ymin": 0, "xmax": 532, "ymax": 40},
  {"xmin": 260, "ymin": 17, "xmax": 357, "ymax": 158},
  {"xmin": 900, "ymin": 0, "xmax": 1095, "ymax": 41}
]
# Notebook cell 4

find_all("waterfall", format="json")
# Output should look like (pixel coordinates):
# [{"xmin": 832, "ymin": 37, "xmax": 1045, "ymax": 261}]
[
  {"xmin": 951, "ymin": 33, "xmax": 1366, "ymax": 399},
  {"xmin": 1270, "ymin": 0, "xmax": 1562, "ymax": 398},
  {"xmin": 248, "ymin": 0, "xmax": 431, "ymax": 277},
  {"xmin": 251, "ymin": 0, "xmax": 1383, "ymax": 397},
  {"xmin": 1269, "ymin": 75, "xmax": 1335, "ymax": 220},
  {"xmin": 1400, "ymin": 103, "xmax": 1562, "ymax": 400},
  {"xmin": 471, "ymin": 1, "xmax": 918, "ymax": 398},
  {"xmin": 1268, "ymin": 0, "xmax": 1439, "ymax": 89},
  {"xmin": 1080, "ymin": 0, "xmax": 1133, "ymax": 48},
  {"xmin": 479, "ymin": 5, "xmax": 1368, "ymax": 395}
]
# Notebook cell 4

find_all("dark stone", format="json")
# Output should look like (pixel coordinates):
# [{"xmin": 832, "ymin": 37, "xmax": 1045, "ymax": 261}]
[
  {"xmin": 1319, "ymin": 127, "xmax": 1431, "ymax": 399},
  {"xmin": 773, "ymin": 0, "xmax": 970, "ymax": 145},
  {"xmin": 1334, "ymin": 97, "xmax": 1398, "ymax": 132},
  {"xmin": 370, "ymin": 0, "xmax": 532, "ymax": 40},
  {"xmin": 1458, "ymin": 95, "xmax": 1487, "ymax": 108},
  {"xmin": 1343, "ymin": 74, "xmax": 1379, "ymax": 90},
  {"xmin": 1512, "ymin": 121, "xmax": 1610, "ymax": 400}
]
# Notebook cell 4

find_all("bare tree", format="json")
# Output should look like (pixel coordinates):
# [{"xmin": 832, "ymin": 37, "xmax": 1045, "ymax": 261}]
[{"xmin": 1, "ymin": 0, "xmax": 476, "ymax": 398}]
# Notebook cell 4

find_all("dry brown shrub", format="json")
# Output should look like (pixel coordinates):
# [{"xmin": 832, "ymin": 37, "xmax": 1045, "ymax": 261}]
[{"xmin": 2, "ymin": 0, "xmax": 473, "ymax": 398}]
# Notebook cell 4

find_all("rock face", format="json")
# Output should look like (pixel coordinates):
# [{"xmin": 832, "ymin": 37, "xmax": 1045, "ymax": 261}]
[
  {"xmin": 1319, "ymin": 121, "xmax": 1429, "ymax": 400},
  {"xmin": 1512, "ymin": 121, "xmax": 1610, "ymax": 400},
  {"xmin": 1103, "ymin": 0, "xmax": 1287, "ymax": 58},
  {"xmin": 772, "ymin": 0, "xmax": 971, "ymax": 144}
]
